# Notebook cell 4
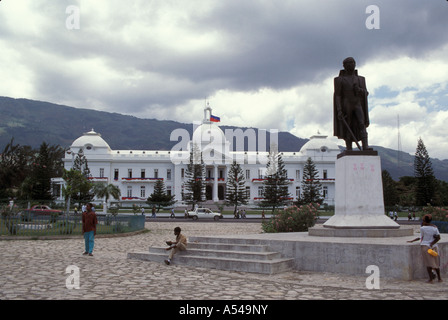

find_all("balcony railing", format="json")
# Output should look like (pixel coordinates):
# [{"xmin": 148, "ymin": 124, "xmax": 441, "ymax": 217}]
[{"xmin": 120, "ymin": 178, "xmax": 164, "ymax": 183}]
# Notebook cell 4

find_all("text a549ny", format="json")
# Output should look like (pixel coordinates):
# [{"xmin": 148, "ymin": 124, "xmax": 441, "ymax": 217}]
[
  {"xmin": 179, "ymin": 304, "xmax": 268, "ymax": 317},
  {"xmin": 221, "ymin": 305, "xmax": 268, "ymax": 315}
]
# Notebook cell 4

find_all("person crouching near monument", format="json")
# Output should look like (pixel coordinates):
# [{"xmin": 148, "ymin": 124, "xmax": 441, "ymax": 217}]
[
  {"xmin": 82, "ymin": 203, "xmax": 98, "ymax": 256},
  {"xmin": 164, "ymin": 226, "xmax": 187, "ymax": 265},
  {"xmin": 408, "ymin": 214, "xmax": 442, "ymax": 283}
]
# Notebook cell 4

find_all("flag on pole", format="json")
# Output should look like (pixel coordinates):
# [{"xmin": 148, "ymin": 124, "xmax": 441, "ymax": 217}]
[{"xmin": 210, "ymin": 114, "xmax": 220, "ymax": 122}]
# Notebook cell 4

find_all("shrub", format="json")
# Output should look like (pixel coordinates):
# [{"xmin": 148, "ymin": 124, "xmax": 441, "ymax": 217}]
[
  {"xmin": 422, "ymin": 205, "xmax": 448, "ymax": 222},
  {"xmin": 104, "ymin": 214, "xmax": 113, "ymax": 226},
  {"xmin": 50, "ymin": 213, "xmax": 59, "ymax": 223},
  {"xmin": 21, "ymin": 212, "xmax": 33, "ymax": 222},
  {"xmin": 113, "ymin": 222, "xmax": 126, "ymax": 233},
  {"xmin": 6, "ymin": 220, "xmax": 18, "ymax": 235},
  {"xmin": 55, "ymin": 220, "xmax": 74, "ymax": 234},
  {"xmin": 1, "ymin": 206, "xmax": 19, "ymax": 235},
  {"xmin": 262, "ymin": 203, "xmax": 319, "ymax": 233}
]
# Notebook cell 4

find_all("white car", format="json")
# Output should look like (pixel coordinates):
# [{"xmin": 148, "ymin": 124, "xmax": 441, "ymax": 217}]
[{"xmin": 187, "ymin": 208, "xmax": 223, "ymax": 221}]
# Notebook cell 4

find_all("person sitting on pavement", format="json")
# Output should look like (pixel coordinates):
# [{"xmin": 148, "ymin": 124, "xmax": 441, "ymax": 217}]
[{"xmin": 164, "ymin": 227, "xmax": 187, "ymax": 265}]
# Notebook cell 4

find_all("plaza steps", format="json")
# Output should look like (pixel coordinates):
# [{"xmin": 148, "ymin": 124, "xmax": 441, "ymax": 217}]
[{"xmin": 127, "ymin": 236, "xmax": 294, "ymax": 274}]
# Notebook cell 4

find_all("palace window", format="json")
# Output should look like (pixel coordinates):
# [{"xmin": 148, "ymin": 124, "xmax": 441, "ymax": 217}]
[{"xmin": 258, "ymin": 186, "xmax": 264, "ymax": 197}]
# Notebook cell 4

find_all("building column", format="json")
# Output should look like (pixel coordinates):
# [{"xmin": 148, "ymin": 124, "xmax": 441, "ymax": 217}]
[{"xmin": 213, "ymin": 165, "xmax": 219, "ymax": 202}]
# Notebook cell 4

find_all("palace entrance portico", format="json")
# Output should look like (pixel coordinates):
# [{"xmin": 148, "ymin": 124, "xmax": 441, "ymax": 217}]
[{"xmin": 205, "ymin": 165, "xmax": 227, "ymax": 201}]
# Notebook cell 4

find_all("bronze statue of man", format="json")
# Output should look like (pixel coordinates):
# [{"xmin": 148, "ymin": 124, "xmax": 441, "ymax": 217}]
[{"xmin": 333, "ymin": 57, "xmax": 372, "ymax": 151}]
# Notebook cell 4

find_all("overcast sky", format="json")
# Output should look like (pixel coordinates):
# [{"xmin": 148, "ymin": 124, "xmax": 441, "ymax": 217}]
[{"xmin": 1, "ymin": 0, "xmax": 448, "ymax": 159}]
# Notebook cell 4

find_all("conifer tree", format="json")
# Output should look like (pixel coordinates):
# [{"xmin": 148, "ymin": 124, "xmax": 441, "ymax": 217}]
[
  {"xmin": 147, "ymin": 179, "xmax": 175, "ymax": 211},
  {"xmin": 73, "ymin": 149, "xmax": 91, "ymax": 178},
  {"xmin": 261, "ymin": 146, "xmax": 290, "ymax": 212},
  {"xmin": 29, "ymin": 142, "xmax": 54, "ymax": 201},
  {"xmin": 225, "ymin": 161, "xmax": 248, "ymax": 215},
  {"xmin": 70, "ymin": 149, "xmax": 94, "ymax": 204},
  {"xmin": 300, "ymin": 157, "xmax": 323, "ymax": 204},
  {"xmin": 182, "ymin": 143, "xmax": 206, "ymax": 210},
  {"xmin": 414, "ymin": 138, "xmax": 435, "ymax": 206}
]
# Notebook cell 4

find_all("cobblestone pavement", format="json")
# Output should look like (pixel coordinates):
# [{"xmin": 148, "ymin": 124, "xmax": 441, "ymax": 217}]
[{"xmin": 0, "ymin": 222, "xmax": 447, "ymax": 301}]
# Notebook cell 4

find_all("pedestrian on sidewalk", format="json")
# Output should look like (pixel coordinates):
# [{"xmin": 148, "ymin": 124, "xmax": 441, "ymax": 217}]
[
  {"xmin": 151, "ymin": 205, "xmax": 156, "ymax": 218},
  {"xmin": 408, "ymin": 214, "xmax": 442, "ymax": 283},
  {"xmin": 82, "ymin": 203, "xmax": 98, "ymax": 256},
  {"xmin": 164, "ymin": 227, "xmax": 187, "ymax": 265}
]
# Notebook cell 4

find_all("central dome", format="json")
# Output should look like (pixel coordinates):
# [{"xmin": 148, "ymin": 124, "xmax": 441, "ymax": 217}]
[
  {"xmin": 189, "ymin": 104, "xmax": 230, "ymax": 162},
  {"xmin": 192, "ymin": 122, "xmax": 226, "ymax": 147},
  {"xmin": 191, "ymin": 104, "xmax": 227, "ymax": 149}
]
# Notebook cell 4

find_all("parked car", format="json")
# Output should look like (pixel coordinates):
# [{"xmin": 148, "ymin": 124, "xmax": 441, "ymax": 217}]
[
  {"xmin": 22, "ymin": 205, "xmax": 63, "ymax": 216},
  {"xmin": 187, "ymin": 208, "xmax": 223, "ymax": 221}
]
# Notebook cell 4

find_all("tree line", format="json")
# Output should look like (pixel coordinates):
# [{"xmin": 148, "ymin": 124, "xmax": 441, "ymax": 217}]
[
  {"xmin": 382, "ymin": 138, "xmax": 448, "ymax": 208},
  {"xmin": 182, "ymin": 138, "xmax": 448, "ymax": 213},
  {"xmin": 180, "ymin": 143, "xmax": 323, "ymax": 214},
  {"xmin": 0, "ymin": 139, "xmax": 64, "ymax": 202},
  {"xmin": 1, "ymin": 137, "xmax": 446, "ymax": 212}
]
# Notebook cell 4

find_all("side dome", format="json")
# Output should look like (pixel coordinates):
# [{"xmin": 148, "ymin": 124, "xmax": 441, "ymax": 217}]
[
  {"xmin": 70, "ymin": 129, "xmax": 111, "ymax": 152},
  {"xmin": 300, "ymin": 133, "xmax": 339, "ymax": 154}
]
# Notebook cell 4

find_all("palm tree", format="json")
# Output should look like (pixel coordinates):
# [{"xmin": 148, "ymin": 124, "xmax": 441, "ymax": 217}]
[{"xmin": 92, "ymin": 183, "xmax": 121, "ymax": 212}]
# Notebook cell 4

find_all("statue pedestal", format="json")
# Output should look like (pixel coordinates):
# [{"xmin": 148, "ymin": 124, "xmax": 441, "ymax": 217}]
[{"xmin": 323, "ymin": 152, "xmax": 400, "ymax": 229}]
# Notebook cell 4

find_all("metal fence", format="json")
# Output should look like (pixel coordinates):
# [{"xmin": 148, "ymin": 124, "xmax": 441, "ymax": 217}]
[{"xmin": 0, "ymin": 213, "xmax": 145, "ymax": 237}]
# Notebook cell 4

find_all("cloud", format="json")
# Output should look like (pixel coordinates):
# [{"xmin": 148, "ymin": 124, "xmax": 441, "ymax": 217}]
[{"xmin": 0, "ymin": 0, "xmax": 448, "ymax": 159}]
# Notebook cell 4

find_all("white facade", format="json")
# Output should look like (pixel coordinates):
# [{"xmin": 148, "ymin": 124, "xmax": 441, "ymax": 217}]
[{"xmin": 52, "ymin": 107, "xmax": 338, "ymax": 207}]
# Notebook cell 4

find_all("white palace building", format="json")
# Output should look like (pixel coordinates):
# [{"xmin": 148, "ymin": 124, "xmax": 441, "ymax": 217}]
[{"xmin": 52, "ymin": 106, "xmax": 338, "ymax": 208}]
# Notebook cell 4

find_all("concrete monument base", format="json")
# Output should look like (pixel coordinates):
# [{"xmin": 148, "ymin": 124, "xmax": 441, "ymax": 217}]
[
  {"xmin": 183, "ymin": 231, "xmax": 448, "ymax": 280},
  {"xmin": 323, "ymin": 152, "xmax": 400, "ymax": 229},
  {"xmin": 309, "ymin": 224, "xmax": 414, "ymax": 237}
]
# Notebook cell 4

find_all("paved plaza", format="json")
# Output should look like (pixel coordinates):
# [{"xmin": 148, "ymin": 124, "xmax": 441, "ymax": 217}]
[{"xmin": 1, "ymin": 221, "xmax": 447, "ymax": 301}]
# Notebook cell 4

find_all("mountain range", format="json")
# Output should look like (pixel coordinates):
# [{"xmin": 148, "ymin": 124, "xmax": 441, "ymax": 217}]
[{"xmin": 1, "ymin": 96, "xmax": 448, "ymax": 182}]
